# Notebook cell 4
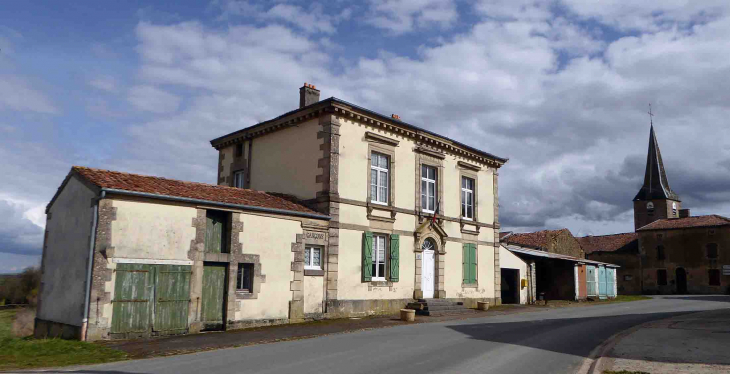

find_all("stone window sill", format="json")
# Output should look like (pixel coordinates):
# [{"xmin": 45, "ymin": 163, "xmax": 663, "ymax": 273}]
[
  {"xmin": 304, "ymin": 269, "xmax": 324, "ymax": 276},
  {"xmin": 236, "ymin": 290, "xmax": 257, "ymax": 300},
  {"xmin": 461, "ymin": 283, "xmax": 478, "ymax": 288},
  {"xmin": 369, "ymin": 281, "xmax": 392, "ymax": 287}
]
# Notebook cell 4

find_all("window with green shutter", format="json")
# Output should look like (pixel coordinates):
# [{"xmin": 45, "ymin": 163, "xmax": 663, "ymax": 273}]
[
  {"xmin": 463, "ymin": 243, "xmax": 477, "ymax": 284},
  {"xmin": 389, "ymin": 234, "xmax": 399, "ymax": 282},
  {"xmin": 362, "ymin": 232, "xmax": 373, "ymax": 282}
]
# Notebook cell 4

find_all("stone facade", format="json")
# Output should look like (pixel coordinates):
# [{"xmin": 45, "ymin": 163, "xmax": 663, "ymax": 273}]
[{"xmin": 639, "ymin": 226, "xmax": 730, "ymax": 295}]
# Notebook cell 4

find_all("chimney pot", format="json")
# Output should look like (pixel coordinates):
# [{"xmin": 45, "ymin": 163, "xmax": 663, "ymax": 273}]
[
  {"xmin": 391, "ymin": 114, "xmax": 400, "ymax": 120},
  {"xmin": 679, "ymin": 209, "xmax": 690, "ymax": 218},
  {"xmin": 299, "ymin": 83, "xmax": 320, "ymax": 108}
]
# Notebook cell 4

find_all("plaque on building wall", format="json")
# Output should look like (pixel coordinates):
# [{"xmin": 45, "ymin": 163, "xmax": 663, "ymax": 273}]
[{"xmin": 723, "ymin": 265, "xmax": 730, "ymax": 276}]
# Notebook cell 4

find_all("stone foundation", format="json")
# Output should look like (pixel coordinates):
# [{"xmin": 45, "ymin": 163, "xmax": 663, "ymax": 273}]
[{"xmin": 34, "ymin": 318, "xmax": 82, "ymax": 340}]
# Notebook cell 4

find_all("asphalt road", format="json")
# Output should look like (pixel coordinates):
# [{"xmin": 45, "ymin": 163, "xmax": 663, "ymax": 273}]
[{"xmin": 43, "ymin": 295, "xmax": 730, "ymax": 374}]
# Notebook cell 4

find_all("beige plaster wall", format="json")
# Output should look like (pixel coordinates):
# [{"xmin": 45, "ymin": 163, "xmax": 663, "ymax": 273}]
[
  {"xmin": 235, "ymin": 214, "xmax": 300, "ymax": 320},
  {"xmin": 248, "ymin": 118, "xmax": 322, "ymax": 199},
  {"xmin": 111, "ymin": 199, "xmax": 197, "ymax": 261},
  {"xmin": 304, "ymin": 276, "xmax": 324, "ymax": 314},
  {"xmin": 443, "ymin": 242, "xmax": 495, "ymax": 299},
  {"xmin": 338, "ymin": 228, "xmax": 415, "ymax": 300},
  {"xmin": 499, "ymin": 246, "xmax": 528, "ymax": 304},
  {"xmin": 38, "ymin": 176, "xmax": 97, "ymax": 327}
]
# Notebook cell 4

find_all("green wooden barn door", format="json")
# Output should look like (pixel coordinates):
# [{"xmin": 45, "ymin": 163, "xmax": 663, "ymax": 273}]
[
  {"xmin": 111, "ymin": 263, "xmax": 152, "ymax": 334},
  {"xmin": 153, "ymin": 265, "xmax": 192, "ymax": 333},
  {"xmin": 201, "ymin": 263, "xmax": 227, "ymax": 330}
]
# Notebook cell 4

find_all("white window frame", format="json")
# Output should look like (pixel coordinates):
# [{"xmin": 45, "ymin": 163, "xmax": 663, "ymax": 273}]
[
  {"xmin": 304, "ymin": 246, "xmax": 322, "ymax": 270},
  {"xmin": 233, "ymin": 170, "xmax": 245, "ymax": 188},
  {"xmin": 370, "ymin": 152, "xmax": 389, "ymax": 205},
  {"xmin": 421, "ymin": 165, "xmax": 437, "ymax": 213},
  {"xmin": 372, "ymin": 234, "xmax": 387, "ymax": 281},
  {"xmin": 461, "ymin": 177, "xmax": 474, "ymax": 220}
]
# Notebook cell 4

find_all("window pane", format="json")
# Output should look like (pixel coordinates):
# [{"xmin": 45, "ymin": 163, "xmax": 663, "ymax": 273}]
[
  {"xmin": 421, "ymin": 165, "xmax": 427, "ymax": 177},
  {"xmin": 428, "ymin": 182, "xmax": 435, "ymax": 198},
  {"xmin": 371, "ymin": 171, "xmax": 377, "ymax": 200},
  {"xmin": 313, "ymin": 248, "xmax": 321, "ymax": 267},
  {"xmin": 428, "ymin": 195, "xmax": 435, "ymax": 211},
  {"xmin": 378, "ymin": 263, "xmax": 385, "ymax": 278},
  {"xmin": 461, "ymin": 200, "xmax": 466, "ymax": 217},
  {"xmin": 421, "ymin": 180, "xmax": 427, "ymax": 208},
  {"xmin": 379, "ymin": 155, "xmax": 388, "ymax": 169},
  {"xmin": 305, "ymin": 248, "xmax": 311, "ymax": 266},
  {"xmin": 430, "ymin": 167, "xmax": 436, "ymax": 180},
  {"xmin": 371, "ymin": 155, "xmax": 378, "ymax": 167},
  {"xmin": 468, "ymin": 178, "xmax": 474, "ymax": 190},
  {"xmin": 237, "ymin": 266, "xmax": 243, "ymax": 289},
  {"xmin": 467, "ymin": 192, "xmax": 473, "ymax": 207},
  {"xmin": 379, "ymin": 171, "xmax": 388, "ymax": 202}
]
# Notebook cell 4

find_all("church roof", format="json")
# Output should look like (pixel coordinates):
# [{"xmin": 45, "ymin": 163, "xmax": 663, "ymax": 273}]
[
  {"xmin": 576, "ymin": 232, "xmax": 638, "ymax": 254},
  {"xmin": 66, "ymin": 166, "xmax": 325, "ymax": 218},
  {"xmin": 636, "ymin": 214, "xmax": 730, "ymax": 231},
  {"xmin": 633, "ymin": 125, "xmax": 680, "ymax": 201}
]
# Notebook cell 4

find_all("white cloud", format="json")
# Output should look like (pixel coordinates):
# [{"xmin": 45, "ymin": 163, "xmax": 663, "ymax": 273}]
[
  {"xmin": 0, "ymin": 76, "xmax": 57, "ymax": 114},
  {"xmin": 366, "ymin": 0, "xmax": 458, "ymax": 34},
  {"xmin": 127, "ymin": 85, "xmax": 181, "ymax": 114},
  {"xmin": 215, "ymin": 1, "xmax": 351, "ymax": 34},
  {"xmin": 88, "ymin": 75, "xmax": 118, "ymax": 92}
]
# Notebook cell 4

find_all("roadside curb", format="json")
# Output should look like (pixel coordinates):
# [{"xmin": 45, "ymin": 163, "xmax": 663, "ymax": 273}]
[{"xmin": 574, "ymin": 311, "xmax": 700, "ymax": 374}]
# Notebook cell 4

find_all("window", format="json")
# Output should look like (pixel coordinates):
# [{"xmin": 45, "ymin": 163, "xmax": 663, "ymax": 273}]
[
  {"xmin": 421, "ymin": 165, "xmax": 437, "ymax": 213},
  {"xmin": 657, "ymin": 269, "xmax": 667, "ymax": 285},
  {"xmin": 235, "ymin": 143, "xmax": 243, "ymax": 157},
  {"xmin": 707, "ymin": 243, "xmax": 718, "ymax": 259},
  {"xmin": 233, "ymin": 170, "xmax": 245, "ymax": 188},
  {"xmin": 709, "ymin": 269, "xmax": 720, "ymax": 286},
  {"xmin": 304, "ymin": 246, "xmax": 322, "ymax": 270},
  {"xmin": 372, "ymin": 234, "xmax": 387, "ymax": 281},
  {"xmin": 461, "ymin": 177, "xmax": 474, "ymax": 220},
  {"xmin": 463, "ymin": 243, "xmax": 477, "ymax": 285},
  {"xmin": 370, "ymin": 152, "xmax": 389, "ymax": 204},
  {"xmin": 237, "ymin": 263, "xmax": 253, "ymax": 292},
  {"xmin": 656, "ymin": 245, "xmax": 665, "ymax": 261}
]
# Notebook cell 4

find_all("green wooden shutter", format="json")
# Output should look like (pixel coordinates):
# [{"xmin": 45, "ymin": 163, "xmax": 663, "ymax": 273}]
[
  {"xmin": 389, "ymin": 234, "xmax": 400, "ymax": 282},
  {"xmin": 462, "ymin": 244, "xmax": 469, "ymax": 283},
  {"xmin": 469, "ymin": 244, "xmax": 477, "ymax": 284},
  {"xmin": 362, "ymin": 232, "xmax": 373, "ymax": 282}
]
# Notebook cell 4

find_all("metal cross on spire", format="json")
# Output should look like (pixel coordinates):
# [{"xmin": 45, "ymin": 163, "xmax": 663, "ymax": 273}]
[{"xmin": 648, "ymin": 104, "xmax": 654, "ymax": 126}]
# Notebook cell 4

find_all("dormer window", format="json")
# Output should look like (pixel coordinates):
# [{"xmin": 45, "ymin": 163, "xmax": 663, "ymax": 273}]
[{"xmin": 233, "ymin": 170, "xmax": 245, "ymax": 188}]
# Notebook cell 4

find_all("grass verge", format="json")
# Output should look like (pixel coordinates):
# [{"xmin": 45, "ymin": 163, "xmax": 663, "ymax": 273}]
[
  {"xmin": 608, "ymin": 295, "xmax": 652, "ymax": 303},
  {"xmin": 0, "ymin": 309, "xmax": 127, "ymax": 371}
]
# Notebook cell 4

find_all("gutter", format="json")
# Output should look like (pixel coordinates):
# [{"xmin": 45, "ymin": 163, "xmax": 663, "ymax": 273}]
[
  {"xmin": 100, "ymin": 188, "xmax": 331, "ymax": 221},
  {"xmin": 81, "ymin": 190, "xmax": 103, "ymax": 341}
]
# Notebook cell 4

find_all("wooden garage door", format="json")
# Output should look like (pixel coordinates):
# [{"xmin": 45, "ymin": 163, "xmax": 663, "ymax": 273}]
[
  {"xmin": 598, "ymin": 266, "xmax": 607, "ymax": 299},
  {"xmin": 153, "ymin": 265, "xmax": 192, "ymax": 333},
  {"xmin": 586, "ymin": 266, "xmax": 597, "ymax": 297},
  {"xmin": 111, "ymin": 263, "xmax": 191, "ymax": 335},
  {"xmin": 111, "ymin": 263, "xmax": 152, "ymax": 334}
]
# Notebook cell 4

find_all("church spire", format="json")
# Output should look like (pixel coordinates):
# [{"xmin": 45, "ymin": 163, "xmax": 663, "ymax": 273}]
[{"xmin": 633, "ymin": 123, "xmax": 680, "ymax": 202}]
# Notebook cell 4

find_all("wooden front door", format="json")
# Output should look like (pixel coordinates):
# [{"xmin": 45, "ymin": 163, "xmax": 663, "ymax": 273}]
[
  {"xmin": 586, "ymin": 266, "xmax": 596, "ymax": 297},
  {"xmin": 201, "ymin": 263, "xmax": 227, "ymax": 330},
  {"xmin": 422, "ymin": 249, "xmax": 435, "ymax": 299}
]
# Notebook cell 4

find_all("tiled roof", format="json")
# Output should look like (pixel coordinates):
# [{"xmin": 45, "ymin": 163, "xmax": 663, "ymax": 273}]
[
  {"xmin": 71, "ymin": 166, "xmax": 321, "ymax": 216},
  {"xmin": 502, "ymin": 229, "xmax": 572, "ymax": 249},
  {"xmin": 576, "ymin": 233, "xmax": 638, "ymax": 254},
  {"xmin": 637, "ymin": 215, "xmax": 730, "ymax": 231}
]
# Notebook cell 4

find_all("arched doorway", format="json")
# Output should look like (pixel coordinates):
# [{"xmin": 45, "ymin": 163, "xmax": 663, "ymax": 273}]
[
  {"xmin": 676, "ymin": 267, "xmax": 687, "ymax": 294},
  {"xmin": 421, "ymin": 238, "xmax": 436, "ymax": 298}
]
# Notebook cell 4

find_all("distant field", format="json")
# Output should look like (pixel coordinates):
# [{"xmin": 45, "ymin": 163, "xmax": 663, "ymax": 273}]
[{"xmin": 0, "ymin": 309, "xmax": 127, "ymax": 371}]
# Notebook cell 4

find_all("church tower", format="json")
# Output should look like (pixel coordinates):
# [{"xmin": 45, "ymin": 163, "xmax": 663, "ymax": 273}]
[{"xmin": 633, "ymin": 125, "xmax": 681, "ymax": 230}]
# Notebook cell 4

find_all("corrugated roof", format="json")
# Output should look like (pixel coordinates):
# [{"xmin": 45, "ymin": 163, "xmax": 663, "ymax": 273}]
[
  {"xmin": 69, "ymin": 166, "xmax": 322, "ymax": 216},
  {"xmin": 637, "ymin": 214, "xmax": 730, "ymax": 231},
  {"xmin": 503, "ymin": 244, "xmax": 619, "ymax": 267},
  {"xmin": 576, "ymin": 233, "xmax": 638, "ymax": 254}
]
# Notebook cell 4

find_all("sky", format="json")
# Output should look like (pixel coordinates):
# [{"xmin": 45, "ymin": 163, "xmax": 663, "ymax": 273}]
[{"xmin": 2, "ymin": 1, "xmax": 730, "ymax": 273}]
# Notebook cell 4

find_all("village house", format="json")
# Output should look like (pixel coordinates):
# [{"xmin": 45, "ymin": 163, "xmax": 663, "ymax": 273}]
[
  {"xmin": 34, "ymin": 84, "xmax": 507, "ymax": 341},
  {"xmin": 579, "ymin": 125, "xmax": 730, "ymax": 295}
]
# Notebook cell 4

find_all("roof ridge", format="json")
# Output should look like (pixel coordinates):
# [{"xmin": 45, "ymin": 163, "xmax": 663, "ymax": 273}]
[
  {"xmin": 73, "ymin": 166, "xmax": 267, "ymax": 194},
  {"xmin": 577, "ymin": 232, "xmax": 636, "ymax": 239}
]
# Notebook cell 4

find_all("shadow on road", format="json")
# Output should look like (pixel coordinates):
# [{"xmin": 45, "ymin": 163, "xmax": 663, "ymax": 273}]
[{"xmin": 659, "ymin": 295, "xmax": 730, "ymax": 303}]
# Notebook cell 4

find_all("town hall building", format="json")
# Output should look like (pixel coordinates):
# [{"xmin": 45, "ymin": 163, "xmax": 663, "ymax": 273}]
[{"xmin": 34, "ymin": 84, "xmax": 507, "ymax": 340}]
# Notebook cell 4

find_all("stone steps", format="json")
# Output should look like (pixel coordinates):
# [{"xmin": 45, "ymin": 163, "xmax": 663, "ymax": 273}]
[{"xmin": 407, "ymin": 299, "xmax": 475, "ymax": 316}]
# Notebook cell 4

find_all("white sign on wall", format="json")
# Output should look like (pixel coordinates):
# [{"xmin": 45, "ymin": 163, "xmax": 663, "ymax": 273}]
[{"xmin": 723, "ymin": 265, "xmax": 730, "ymax": 276}]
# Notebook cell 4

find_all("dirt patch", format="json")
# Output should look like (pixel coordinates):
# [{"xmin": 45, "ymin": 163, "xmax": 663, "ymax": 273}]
[{"xmin": 11, "ymin": 307, "xmax": 35, "ymax": 337}]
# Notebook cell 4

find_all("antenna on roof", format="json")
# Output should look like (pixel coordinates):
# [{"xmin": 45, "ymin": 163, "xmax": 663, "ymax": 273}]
[{"xmin": 648, "ymin": 104, "xmax": 654, "ymax": 126}]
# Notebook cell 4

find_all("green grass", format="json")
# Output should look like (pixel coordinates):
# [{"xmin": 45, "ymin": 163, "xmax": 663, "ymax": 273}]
[{"xmin": 0, "ymin": 309, "xmax": 127, "ymax": 371}]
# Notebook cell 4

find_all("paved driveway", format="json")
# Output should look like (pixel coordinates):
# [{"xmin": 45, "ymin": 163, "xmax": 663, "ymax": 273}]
[{"xmin": 38, "ymin": 295, "xmax": 730, "ymax": 374}]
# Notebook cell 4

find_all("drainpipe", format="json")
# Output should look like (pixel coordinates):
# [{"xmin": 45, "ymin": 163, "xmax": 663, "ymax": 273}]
[{"xmin": 80, "ymin": 190, "xmax": 104, "ymax": 341}]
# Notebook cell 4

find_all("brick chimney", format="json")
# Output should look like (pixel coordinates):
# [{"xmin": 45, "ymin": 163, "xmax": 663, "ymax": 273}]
[
  {"xmin": 299, "ymin": 83, "xmax": 320, "ymax": 108},
  {"xmin": 679, "ymin": 209, "xmax": 690, "ymax": 218}
]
